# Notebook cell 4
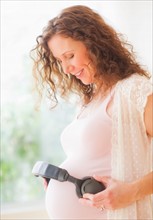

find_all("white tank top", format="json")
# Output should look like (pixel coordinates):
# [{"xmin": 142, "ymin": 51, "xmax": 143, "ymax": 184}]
[{"xmin": 45, "ymin": 92, "xmax": 113, "ymax": 219}]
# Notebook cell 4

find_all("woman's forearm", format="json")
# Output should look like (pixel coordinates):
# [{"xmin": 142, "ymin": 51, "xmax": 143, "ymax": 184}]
[{"xmin": 132, "ymin": 171, "xmax": 153, "ymax": 201}]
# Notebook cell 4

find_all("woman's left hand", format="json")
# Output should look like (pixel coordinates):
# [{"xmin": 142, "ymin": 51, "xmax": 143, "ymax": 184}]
[{"xmin": 79, "ymin": 175, "xmax": 137, "ymax": 210}]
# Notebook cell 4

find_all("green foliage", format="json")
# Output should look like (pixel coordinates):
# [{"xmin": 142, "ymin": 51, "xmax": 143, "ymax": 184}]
[
  {"xmin": 1, "ymin": 53, "xmax": 75, "ymax": 204},
  {"xmin": 1, "ymin": 102, "xmax": 42, "ymax": 203}
]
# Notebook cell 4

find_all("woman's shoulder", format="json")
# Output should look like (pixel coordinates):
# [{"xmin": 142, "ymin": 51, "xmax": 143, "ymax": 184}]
[
  {"xmin": 118, "ymin": 73, "xmax": 151, "ymax": 87},
  {"xmin": 116, "ymin": 73, "xmax": 152, "ymax": 93},
  {"xmin": 115, "ymin": 73, "xmax": 153, "ymax": 111}
]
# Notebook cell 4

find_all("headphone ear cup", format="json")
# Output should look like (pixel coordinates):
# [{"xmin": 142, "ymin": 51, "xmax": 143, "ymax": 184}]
[
  {"xmin": 81, "ymin": 177, "xmax": 105, "ymax": 195},
  {"xmin": 81, "ymin": 178, "xmax": 93, "ymax": 195}
]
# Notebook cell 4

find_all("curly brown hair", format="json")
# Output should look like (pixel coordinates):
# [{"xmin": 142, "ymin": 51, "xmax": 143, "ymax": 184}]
[{"xmin": 30, "ymin": 5, "xmax": 149, "ymax": 107}]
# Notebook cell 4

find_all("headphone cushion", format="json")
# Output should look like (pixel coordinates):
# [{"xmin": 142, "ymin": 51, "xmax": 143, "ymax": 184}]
[{"xmin": 81, "ymin": 177, "xmax": 105, "ymax": 195}]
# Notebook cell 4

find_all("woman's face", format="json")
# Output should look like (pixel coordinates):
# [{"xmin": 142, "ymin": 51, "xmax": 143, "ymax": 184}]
[{"xmin": 48, "ymin": 34, "xmax": 95, "ymax": 85}]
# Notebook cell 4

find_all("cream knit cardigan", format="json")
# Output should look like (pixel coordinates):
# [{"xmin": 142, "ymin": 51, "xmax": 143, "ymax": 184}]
[{"xmin": 107, "ymin": 74, "xmax": 153, "ymax": 219}]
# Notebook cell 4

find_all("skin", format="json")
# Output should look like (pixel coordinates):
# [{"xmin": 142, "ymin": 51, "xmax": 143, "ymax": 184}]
[
  {"xmin": 48, "ymin": 35, "xmax": 95, "ymax": 85},
  {"xmin": 47, "ymin": 34, "xmax": 153, "ymax": 210}
]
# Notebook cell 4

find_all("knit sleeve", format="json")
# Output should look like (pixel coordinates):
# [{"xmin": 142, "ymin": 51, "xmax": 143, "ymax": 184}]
[
  {"xmin": 109, "ymin": 74, "xmax": 153, "ymax": 220},
  {"xmin": 130, "ymin": 75, "xmax": 153, "ymax": 112},
  {"xmin": 121, "ymin": 74, "xmax": 153, "ymax": 113}
]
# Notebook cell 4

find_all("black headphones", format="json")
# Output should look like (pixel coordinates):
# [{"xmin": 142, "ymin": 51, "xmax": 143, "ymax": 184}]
[{"xmin": 32, "ymin": 161, "xmax": 105, "ymax": 198}]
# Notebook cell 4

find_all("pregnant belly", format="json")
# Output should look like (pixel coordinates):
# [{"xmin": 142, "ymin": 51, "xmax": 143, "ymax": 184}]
[{"xmin": 45, "ymin": 158, "xmax": 109, "ymax": 219}]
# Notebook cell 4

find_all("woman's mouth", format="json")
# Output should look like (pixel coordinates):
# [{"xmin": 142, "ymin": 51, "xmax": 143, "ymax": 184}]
[{"xmin": 75, "ymin": 69, "xmax": 83, "ymax": 78}]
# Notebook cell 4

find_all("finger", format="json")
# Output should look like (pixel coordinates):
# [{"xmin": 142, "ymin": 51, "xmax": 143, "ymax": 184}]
[
  {"xmin": 79, "ymin": 198, "xmax": 95, "ymax": 207},
  {"xmin": 79, "ymin": 197, "xmax": 106, "ymax": 209},
  {"xmin": 42, "ymin": 178, "xmax": 48, "ymax": 189},
  {"xmin": 83, "ymin": 193, "xmax": 102, "ymax": 203},
  {"xmin": 83, "ymin": 193, "xmax": 94, "ymax": 200},
  {"xmin": 83, "ymin": 191, "xmax": 105, "ymax": 203}
]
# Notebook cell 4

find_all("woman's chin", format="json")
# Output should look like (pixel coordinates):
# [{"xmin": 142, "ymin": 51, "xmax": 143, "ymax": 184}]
[{"xmin": 80, "ymin": 79, "xmax": 93, "ymax": 85}]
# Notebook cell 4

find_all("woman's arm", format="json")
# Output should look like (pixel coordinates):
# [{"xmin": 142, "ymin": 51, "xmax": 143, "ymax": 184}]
[
  {"xmin": 144, "ymin": 94, "xmax": 153, "ymax": 137},
  {"xmin": 132, "ymin": 171, "xmax": 153, "ymax": 200},
  {"xmin": 79, "ymin": 94, "xmax": 153, "ymax": 210}
]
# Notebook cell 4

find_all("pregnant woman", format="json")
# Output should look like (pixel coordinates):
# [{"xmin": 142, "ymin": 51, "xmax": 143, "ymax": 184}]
[{"xmin": 31, "ymin": 5, "xmax": 153, "ymax": 220}]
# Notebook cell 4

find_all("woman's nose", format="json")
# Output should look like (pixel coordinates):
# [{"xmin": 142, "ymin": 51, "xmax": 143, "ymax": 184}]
[{"xmin": 62, "ymin": 63, "xmax": 74, "ymax": 75}]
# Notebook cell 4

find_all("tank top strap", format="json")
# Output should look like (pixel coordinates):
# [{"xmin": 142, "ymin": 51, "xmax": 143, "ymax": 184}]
[{"xmin": 102, "ymin": 87, "xmax": 115, "ymax": 108}]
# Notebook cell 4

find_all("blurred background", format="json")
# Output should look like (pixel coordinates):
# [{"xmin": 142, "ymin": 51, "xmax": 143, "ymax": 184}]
[{"xmin": 1, "ymin": 0, "xmax": 152, "ymax": 219}]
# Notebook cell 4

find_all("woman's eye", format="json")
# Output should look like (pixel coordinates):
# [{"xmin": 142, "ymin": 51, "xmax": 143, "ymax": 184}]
[{"xmin": 67, "ymin": 54, "xmax": 74, "ymax": 59}]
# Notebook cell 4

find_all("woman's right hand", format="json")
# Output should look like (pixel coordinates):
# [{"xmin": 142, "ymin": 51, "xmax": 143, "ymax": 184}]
[{"xmin": 43, "ymin": 178, "xmax": 48, "ymax": 190}]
